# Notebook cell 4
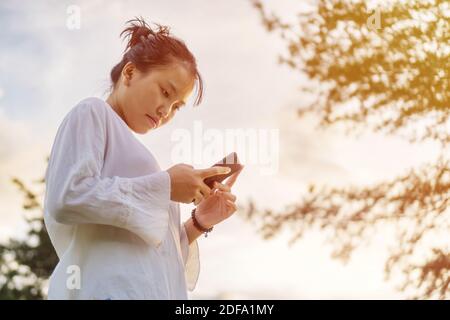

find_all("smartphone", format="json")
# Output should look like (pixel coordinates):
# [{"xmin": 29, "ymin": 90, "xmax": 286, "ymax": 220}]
[{"xmin": 203, "ymin": 152, "xmax": 244, "ymax": 188}]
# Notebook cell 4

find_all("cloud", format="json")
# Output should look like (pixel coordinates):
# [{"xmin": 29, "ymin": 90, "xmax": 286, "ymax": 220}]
[
  {"xmin": 0, "ymin": 107, "xmax": 48, "ymax": 240},
  {"xmin": 187, "ymin": 214, "xmax": 402, "ymax": 299},
  {"xmin": 275, "ymin": 103, "xmax": 442, "ymax": 188}
]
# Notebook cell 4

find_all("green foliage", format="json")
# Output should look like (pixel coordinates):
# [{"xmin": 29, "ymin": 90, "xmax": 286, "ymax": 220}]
[{"xmin": 0, "ymin": 177, "xmax": 58, "ymax": 300}]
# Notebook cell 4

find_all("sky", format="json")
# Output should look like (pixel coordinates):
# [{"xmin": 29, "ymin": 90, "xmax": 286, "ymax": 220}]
[{"xmin": 0, "ymin": 0, "xmax": 443, "ymax": 299}]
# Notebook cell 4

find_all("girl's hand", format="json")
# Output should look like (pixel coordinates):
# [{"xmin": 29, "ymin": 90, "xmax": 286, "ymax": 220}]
[
  {"xmin": 194, "ymin": 170, "xmax": 241, "ymax": 228},
  {"xmin": 166, "ymin": 164, "xmax": 231, "ymax": 204}
]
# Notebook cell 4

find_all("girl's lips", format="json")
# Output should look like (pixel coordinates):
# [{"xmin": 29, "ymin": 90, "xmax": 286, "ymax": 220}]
[{"xmin": 146, "ymin": 114, "xmax": 157, "ymax": 128}]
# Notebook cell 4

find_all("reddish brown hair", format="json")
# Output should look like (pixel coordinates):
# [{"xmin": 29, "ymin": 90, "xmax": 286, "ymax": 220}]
[{"xmin": 110, "ymin": 17, "xmax": 204, "ymax": 106}]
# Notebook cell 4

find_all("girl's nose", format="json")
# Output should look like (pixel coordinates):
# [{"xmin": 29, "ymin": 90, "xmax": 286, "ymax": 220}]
[{"xmin": 156, "ymin": 104, "xmax": 170, "ymax": 119}]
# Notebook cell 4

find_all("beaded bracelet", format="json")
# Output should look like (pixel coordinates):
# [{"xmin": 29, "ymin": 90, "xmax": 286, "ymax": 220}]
[{"xmin": 191, "ymin": 208, "xmax": 213, "ymax": 237}]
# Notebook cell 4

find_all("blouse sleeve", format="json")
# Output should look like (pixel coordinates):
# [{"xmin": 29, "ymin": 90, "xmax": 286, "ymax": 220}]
[
  {"xmin": 180, "ymin": 220, "xmax": 200, "ymax": 291},
  {"xmin": 44, "ymin": 101, "xmax": 171, "ymax": 248}
]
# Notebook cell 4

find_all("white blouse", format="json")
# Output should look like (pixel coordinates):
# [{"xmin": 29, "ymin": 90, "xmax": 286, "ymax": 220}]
[{"xmin": 43, "ymin": 97, "xmax": 200, "ymax": 299}]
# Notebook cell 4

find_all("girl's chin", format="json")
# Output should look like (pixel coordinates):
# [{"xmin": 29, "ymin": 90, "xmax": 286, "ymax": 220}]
[
  {"xmin": 129, "ymin": 124, "xmax": 150, "ymax": 135},
  {"xmin": 137, "ymin": 127, "xmax": 151, "ymax": 134}
]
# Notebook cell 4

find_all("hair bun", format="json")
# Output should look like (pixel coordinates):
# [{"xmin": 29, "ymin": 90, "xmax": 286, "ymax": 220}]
[
  {"xmin": 120, "ymin": 17, "xmax": 171, "ymax": 52},
  {"xmin": 121, "ymin": 17, "xmax": 153, "ymax": 51}
]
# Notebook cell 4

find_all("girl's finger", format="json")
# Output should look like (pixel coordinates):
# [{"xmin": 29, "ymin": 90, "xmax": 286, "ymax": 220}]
[
  {"xmin": 194, "ymin": 190, "xmax": 204, "ymax": 205},
  {"xmin": 213, "ymin": 181, "xmax": 231, "ymax": 193},
  {"xmin": 217, "ymin": 191, "xmax": 236, "ymax": 202},
  {"xmin": 199, "ymin": 182, "xmax": 212, "ymax": 198},
  {"xmin": 225, "ymin": 169, "xmax": 242, "ymax": 187}
]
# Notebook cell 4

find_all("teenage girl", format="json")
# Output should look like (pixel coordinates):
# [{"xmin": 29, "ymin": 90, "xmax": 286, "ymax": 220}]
[{"xmin": 44, "ymin": 18, "xmax": 240, "ymax": 300}]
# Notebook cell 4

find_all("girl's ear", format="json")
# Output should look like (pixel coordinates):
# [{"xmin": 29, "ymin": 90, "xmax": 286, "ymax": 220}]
[{"xmin": 121, "ymin": 62, "xmax": 135, "ymax": 86}]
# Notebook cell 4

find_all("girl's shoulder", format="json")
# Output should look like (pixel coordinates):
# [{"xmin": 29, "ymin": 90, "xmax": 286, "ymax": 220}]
[
  {"xmin": 63, "ymin": 97, "xmax": 110, "ymax": 127},
  {"xmin": 58, "ymin": 97, "xmax": 109, "ymax": 138},
  {"xmin": 68, "ymin": 96, "xmax": 108, "ymax": 119}
]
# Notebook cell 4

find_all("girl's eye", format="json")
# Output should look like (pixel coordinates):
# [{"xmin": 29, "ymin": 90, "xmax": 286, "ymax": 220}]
[
  {"xmin": 161, "ymin": 87, "xmax": 170, "ymax": 98},
  {"xmin": 173, "ymin": 105, "xmax": 181, "ymax": 111}
]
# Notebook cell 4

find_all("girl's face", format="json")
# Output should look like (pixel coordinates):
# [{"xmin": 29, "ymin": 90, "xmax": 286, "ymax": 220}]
[{"xmin": 112, "ymin": 61, "xmax": 195, "ymax": 134}]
